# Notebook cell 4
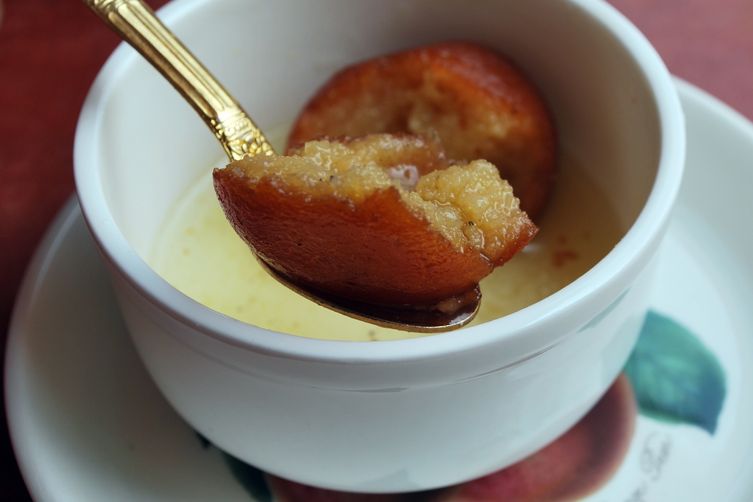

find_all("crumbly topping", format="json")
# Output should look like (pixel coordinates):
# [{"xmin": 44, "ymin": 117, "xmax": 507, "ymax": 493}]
[{"xmin": 227, "ymin": 134, "xmax": 529, "ymax": 260}]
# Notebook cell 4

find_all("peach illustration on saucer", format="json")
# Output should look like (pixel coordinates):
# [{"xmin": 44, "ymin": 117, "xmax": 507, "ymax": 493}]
[{"xmin": 444, "ymin": 376, "xmax": 634, "ymax": 502}]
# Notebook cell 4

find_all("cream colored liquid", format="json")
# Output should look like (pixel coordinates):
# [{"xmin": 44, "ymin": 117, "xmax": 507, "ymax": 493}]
[{"xmin": 149, "ymin": 139, "xmax": 622, "ymax": 341}]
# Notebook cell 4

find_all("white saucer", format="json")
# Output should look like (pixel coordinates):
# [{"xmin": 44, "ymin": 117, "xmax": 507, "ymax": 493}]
[{"xmin": 6, "ymin": 81, "xmax": 753, "ymax": 501}]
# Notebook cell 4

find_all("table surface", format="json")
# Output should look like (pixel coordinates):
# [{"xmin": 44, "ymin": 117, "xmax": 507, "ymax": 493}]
[{"xmin": 2, "ymin": 1, "xmax": 752, "ymax": 499}]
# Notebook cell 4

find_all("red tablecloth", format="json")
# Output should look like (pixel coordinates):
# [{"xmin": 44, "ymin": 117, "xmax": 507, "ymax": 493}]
[{"xmin": 1, "ymin": 1, "xmax": 751, "ymax": 498}]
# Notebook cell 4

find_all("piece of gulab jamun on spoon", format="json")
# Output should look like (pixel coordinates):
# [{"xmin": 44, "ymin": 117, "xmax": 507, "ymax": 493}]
[{"xmin": 214, "ymin": 134, "xmax": 537, "ymax": 324}]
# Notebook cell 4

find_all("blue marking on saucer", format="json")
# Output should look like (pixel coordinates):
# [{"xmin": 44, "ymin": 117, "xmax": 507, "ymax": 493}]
[{"xmin": 625, "ymin": 310, "xmax": 726, "ymax": 434}]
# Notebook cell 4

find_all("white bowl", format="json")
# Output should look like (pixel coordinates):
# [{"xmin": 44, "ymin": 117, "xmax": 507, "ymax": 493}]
[{"xmin": 74, "ymin": 0, "xmax": 684, "ymax": 493}]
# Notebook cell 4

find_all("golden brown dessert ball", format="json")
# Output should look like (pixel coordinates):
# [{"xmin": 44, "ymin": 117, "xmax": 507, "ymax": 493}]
[{"xmin": 288, "ymin": 42, "xmax": 557, "ymax": 220}]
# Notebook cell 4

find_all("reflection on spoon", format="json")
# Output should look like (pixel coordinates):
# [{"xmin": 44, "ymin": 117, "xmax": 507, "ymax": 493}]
[{"xmin": 264, "ymin": 260, "xmax": 482, "ymax": 333}]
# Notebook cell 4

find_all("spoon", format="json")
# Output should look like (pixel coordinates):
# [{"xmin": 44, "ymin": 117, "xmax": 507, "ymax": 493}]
[{"xmin": 84, "ymin": 0, "xmax": 480, "ymax": 332}]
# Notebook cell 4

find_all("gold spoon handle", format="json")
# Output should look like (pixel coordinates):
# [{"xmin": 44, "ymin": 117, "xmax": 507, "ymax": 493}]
[{"xmin": 84, "ymin": 0, "xmax": 274, "ymax": 161}]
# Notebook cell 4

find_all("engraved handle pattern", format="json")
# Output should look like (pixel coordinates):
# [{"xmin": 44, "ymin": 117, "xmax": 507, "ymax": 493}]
[{"xmin": 84, "ymin": 0, "xmax": 274, "ymax": 161}]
